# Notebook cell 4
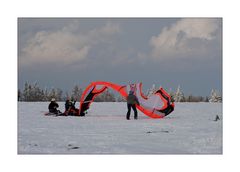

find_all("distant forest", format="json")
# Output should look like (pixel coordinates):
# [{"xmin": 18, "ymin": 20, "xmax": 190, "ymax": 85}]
[{"xmin": 18, "ymin": 82, "xmax": 222, "ymax": 103}]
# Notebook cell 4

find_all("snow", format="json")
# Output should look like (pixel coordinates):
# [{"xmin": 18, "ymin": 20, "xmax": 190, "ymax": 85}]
[{"xmin": 18, "ymin": 102, "xmax": 222, "ymax": 154}]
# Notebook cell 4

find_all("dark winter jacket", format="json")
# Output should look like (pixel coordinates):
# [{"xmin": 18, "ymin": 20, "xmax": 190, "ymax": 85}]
[
  {"xmin": 65, "ymin": 100, "xmax": 76, "ymax": 111},
  {"xmin": 48, "ymin": 101, "xmax": 59, "ymax": 111},
  {"xmin": 65, "ymin": 100, "xmax": 71, "ymax": 111},
  {"xmin": 127, "ymin": 94, "xmax": 140, "ymax": 105}
]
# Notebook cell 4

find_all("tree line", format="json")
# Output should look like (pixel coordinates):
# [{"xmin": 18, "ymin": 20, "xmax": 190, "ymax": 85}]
[
  {"xmin": 18, "ymin": 82, "xmax": 116, "ymax": 102},
  {"xmin": 18, "ymin": 82, "xmax": 222, "ymax": 102},
  {"xmin": 168, "ymin": 85, "xmax": 222, "ymax": 103}
]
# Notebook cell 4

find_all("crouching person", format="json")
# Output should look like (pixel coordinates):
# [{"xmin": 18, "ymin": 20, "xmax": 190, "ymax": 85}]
[{"xmin": 64, "ymin": 98, "xmax": 79, "ymax": 116}]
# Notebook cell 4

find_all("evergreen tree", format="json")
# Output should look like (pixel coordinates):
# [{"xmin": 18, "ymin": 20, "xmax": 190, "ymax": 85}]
[
  {"xmin": 174, "ymin": 85, "xmax": 184, "ymax": 102},
  {"xmin": 94, "ymin": 89, "xmax": 116, "ymax": 102},
  {"xmin": 48, "ymin": 88, "xmax": 57, "ymax": 101},
  {"xmin": 209, "ymin": 89, "xmax": 222, "ymax": 103},
  {"xmin": 21, "ymin": 82, "xmax": 45, "ymax": 101},
  {"xmin": 56, "ymin": 88, "xmax": 63, "ymax": 101},
  {"xmin": 43, "ymin": 88, "xmax": 49, "ymax": 101},
  {"xmin": 71, "ymin": 85, "xmax": 82, "ymax": 101},
  {"xmin": 168, "ymin": 88, "xmax": 175, "ymax": 102},
  {"xmin": 199, "ymin": 96, "xmax": 204, "ymax": 102},
  {"xmin": 94, "ymin": 94, "xmax": 103, "ymax": 102},
  {"xmin": 205, "ymin": 96, "xmax": 209, "ymax": 102},
  {"xmin": 117, "ymin": 95, "xmax": 126, "ymax": 102},
  {"xmin": 187, "ymin": 94, "xmax": 193, "ymax": 102},
  {"xmin": 18, "ymin": 89, "xmax": 22, "ymax": 101},
  {"xmin": 22, "ymin": 82, "xmax": 30, "ymax": 101},
  {"xmin": 63, "ymin": 91, "xmax": 70, "ymax": 101},
  {"xmin": 30, "ymin": 82, "xmax": 44, "ymax": 101},
  {"xmin": 146, "ymin": 84, "xmax": 157, "ymax": 97},
  {"xmin": 104, "ymin": 90, "xmax": 116, "ymax": 102}
]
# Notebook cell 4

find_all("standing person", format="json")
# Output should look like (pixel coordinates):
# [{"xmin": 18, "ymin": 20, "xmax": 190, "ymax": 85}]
[
  {"xmin": 48, "ymin": 98, "xmax": 61, "ymax": 115},
  {"xmin": 126, "ymin": 91, "xmax": 140, "ymax": 120}
]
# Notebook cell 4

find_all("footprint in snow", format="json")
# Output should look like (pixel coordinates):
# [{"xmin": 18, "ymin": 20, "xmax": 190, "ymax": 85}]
[
  {"xmin": 67, "ymin": 144, "xmax": 80, "ymax": 150},
  {"xmin": 146, "ymin": 130, "xmax": 169, "ymax": 134}
]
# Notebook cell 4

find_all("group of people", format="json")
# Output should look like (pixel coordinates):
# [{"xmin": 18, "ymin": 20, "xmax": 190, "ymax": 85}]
[
  {"xmin": 48, "ymin": 90, "xmax": 140, "ymax": 119},
  {"xmin": 48, "ymin": 98, "xmax": 79, "ymax": 116}
]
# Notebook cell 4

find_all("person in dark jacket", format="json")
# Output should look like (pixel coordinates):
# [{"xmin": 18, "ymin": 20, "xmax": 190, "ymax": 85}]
[
  {"xmin": 65, "ymin": 98, "xmax": 71, "ymax": 112},
  {"xmin": 126, "ymin": 91, "xmax": 140, "ymax": 120},
  {"xmin": 64, "ymin": 98, "xmax": 78, "ymax": 116},
  {"xmin": 48, "ymin": 98, "xmax": 61, "ymax": 114}
]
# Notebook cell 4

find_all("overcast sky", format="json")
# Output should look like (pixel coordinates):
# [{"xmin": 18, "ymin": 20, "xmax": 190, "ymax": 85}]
[{"xmin": 18, "ymin": 18, "xmax": 222, "ymax": 96}]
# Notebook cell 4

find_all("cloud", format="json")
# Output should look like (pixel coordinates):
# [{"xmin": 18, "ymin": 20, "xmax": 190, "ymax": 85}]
[
  {"xmin": 19, "ymin": 21, "xmax": 120, "ymax": 66},
  {"xmin": 149, "ymin": 18, "xmax": 221, "ymax": 60}
]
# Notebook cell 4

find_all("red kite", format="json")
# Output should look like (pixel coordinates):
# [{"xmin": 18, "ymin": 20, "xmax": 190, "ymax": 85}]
[{"xmin": 79, "ymin": 81, "xmax": 174, "ymax": 118}]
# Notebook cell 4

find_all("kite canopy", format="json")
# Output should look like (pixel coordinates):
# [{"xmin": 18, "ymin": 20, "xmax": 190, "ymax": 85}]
[{"xmin": 78, "ymin": 81, "xmax": 174, "ymax": 118}]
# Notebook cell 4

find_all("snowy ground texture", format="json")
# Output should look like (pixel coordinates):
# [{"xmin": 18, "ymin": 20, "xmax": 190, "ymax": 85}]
[{"xmin": 18, "ymin": 102, "xmax": 222, "ymax": 154}]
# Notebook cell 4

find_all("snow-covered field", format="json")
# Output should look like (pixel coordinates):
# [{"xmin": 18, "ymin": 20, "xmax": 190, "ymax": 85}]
[{"xmin": 18, "ymin": 102, "xmax": 222, "ymax": 154}]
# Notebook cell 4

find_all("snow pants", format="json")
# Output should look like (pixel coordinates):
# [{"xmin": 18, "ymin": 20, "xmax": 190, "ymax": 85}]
[{"xmin": 126, "ymin": 104, "xmax": 138, "ymax": 120}]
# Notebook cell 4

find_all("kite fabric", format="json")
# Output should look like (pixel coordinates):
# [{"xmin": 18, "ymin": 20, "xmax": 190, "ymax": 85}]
[{"xmin": 78, "ymin": 81, "xmax": 174, "ymax": 118}]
